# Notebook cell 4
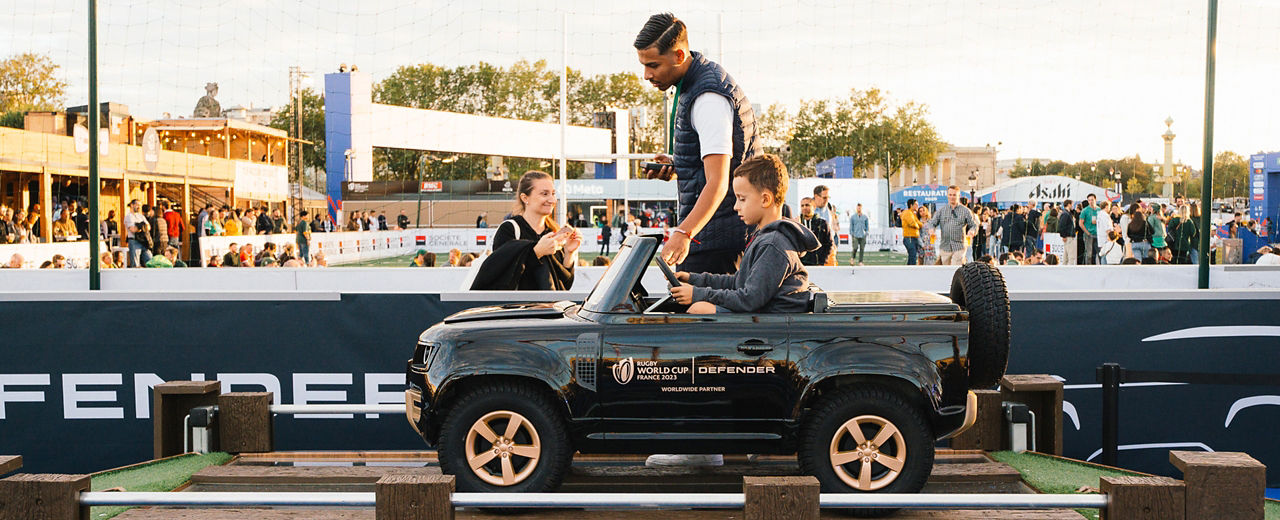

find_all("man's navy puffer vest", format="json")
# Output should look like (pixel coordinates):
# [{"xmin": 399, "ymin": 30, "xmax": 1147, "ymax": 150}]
[{"xmin": 673, "ymin": 51, "xmax": 761, "ymax": 254}]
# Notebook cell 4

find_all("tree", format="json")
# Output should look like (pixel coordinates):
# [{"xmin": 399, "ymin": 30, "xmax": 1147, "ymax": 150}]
[
  {"xmin": 269, "ymin": 87, "xmax": 326, "ymax": 185},
  {"xmin": 0, "ymin": 53, "xmax": 67, "ymax": 113},
  {"xmin": 1213, "ymin": 151, "xmax": 1248, "ymax": 198},
  {"xmin": 788, "ymin": 88, "xmax": 946, "ymax": 181}
]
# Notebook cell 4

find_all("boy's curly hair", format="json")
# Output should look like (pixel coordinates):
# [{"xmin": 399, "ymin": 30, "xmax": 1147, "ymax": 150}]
[{"xmin": 733, "ymin": 154, "xmax": 788, "ymax": 207}]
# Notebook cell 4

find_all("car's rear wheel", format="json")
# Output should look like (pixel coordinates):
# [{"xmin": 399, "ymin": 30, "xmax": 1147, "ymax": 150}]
[
  {"xmin": 437, "ymin": 381, "xmax": 572, "ymax": 493},
  {"xmin": 798, "ymin": 386, "xmax": 934, "ymax": 518},
  {"xmin": 949, "ymin": 262, "xmax": 1011, "ymax": 389}
]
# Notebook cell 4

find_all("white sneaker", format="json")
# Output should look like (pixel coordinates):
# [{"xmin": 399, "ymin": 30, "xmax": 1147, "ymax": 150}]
[{"xmin": 644, "ymin": 454, "xmax": 724, "ymax": 467}]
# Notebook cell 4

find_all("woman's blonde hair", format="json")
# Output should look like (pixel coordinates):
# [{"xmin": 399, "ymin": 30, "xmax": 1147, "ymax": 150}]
[{"xmin": 513, "ymin": 170, "xmax": 559, "ymax": 232}]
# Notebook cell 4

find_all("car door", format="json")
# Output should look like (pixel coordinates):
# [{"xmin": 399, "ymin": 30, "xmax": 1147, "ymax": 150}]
[{"xmin": 598, "ymin": 313, "xmax": 791, "ymax": 424}]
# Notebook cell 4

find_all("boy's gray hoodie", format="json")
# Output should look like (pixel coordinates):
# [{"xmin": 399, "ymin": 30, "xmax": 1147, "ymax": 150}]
[{"xmin": 688, "ymin": 218, "xmax": 820, "ymax": 313}]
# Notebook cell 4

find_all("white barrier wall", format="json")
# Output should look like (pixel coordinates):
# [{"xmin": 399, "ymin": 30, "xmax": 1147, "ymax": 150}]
[{"xmin": 0, "ymin": 241, "xmax": 110, "ymax": 269}]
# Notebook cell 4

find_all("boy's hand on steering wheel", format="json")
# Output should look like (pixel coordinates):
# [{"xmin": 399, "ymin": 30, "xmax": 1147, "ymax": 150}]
[
  {"xmin": 670, "ymin": 283, "xmax": 694, "ymax": 305},
  {"xmin": 674, "ymin": 271, "xmax": 690, "ymax": 283}
]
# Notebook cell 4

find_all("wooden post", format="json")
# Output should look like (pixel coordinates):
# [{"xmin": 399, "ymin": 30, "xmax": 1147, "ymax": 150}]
[
  {"xmin": 0, "ymin": 473, "xmax": 90, "ymax": 520},
  {"xmin": 743, "ymin": 476, "xmax": 819, "ymax": 520},
  {"xmin": 949, "ymin": 389, "xmax": 1002, "ymax": 451},
  {"xmin": 999, "ymin": 374, "xmax": 1064, "ymax": 455},
  {"xmin": 218, "ymin": 392, "xmax": 273, "ymax": 454},
  {"xmin": 0, "ymin": 455, "xmax": 21, "ymax": 476},
  {"xmin": 40, "ymin": 168, "xmax": 52, "ymax": 243},
  {"xmin": 152, "ymin": 380, "xmax": 221, "ymax": 459},
  {"xmin": 375, "ymin": 474, "xmax": 454, "ymax": 520},
  {"xmin": 1099, "ymin": 475, "xmax": 1184, "ymax": 520},
  {"xmin": 1170, "ymin": 450, "xmax": 1265, "ymax": 520}
]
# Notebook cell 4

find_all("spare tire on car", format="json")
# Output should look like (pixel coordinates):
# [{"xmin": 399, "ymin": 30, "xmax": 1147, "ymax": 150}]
[{"xmin": 948, "ymin": 262, "xmax": 1010, "ymax": 389}]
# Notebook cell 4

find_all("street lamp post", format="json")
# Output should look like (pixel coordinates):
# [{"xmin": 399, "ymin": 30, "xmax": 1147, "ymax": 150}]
[
  {"xmin": 1113, "ymin": 169, "xmax": 1122, "ymax": 196},
  {"xmin": 968, "ymin": 170, "xmax": 978, "ymax": 206}
]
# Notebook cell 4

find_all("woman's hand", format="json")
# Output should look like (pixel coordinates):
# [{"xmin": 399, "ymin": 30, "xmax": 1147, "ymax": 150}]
[
  {"xmin": 534, "ymin": 232, "xmax": 562, "ymax": 258},
  {"xmin": 560, "ymin": 227, "xmax": 582, "ymax": 255}
]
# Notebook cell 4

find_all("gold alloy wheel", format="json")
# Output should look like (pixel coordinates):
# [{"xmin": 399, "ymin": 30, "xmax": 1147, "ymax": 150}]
[
  {"xmin": 829, "ymin": 414, "xmax": 907, "ymax": 491},
  {"xmin": 463, "ymin": 410, "xmax": 542, "ymax": 486}
]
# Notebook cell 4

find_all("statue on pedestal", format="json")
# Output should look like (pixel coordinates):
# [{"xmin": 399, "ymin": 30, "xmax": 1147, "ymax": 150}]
[{"xmin": 193, "ymin": 82, "xmax": 222, "ymax": 118}]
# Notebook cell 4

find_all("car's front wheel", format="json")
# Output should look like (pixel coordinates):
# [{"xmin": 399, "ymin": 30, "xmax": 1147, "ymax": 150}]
[
  {"xmin": 798, "ymin": 386, "xmax": 934, "ymax": 518},
  {"xmin": 436, "ymin": 381, "xmax": 572, "ymax": 492}
]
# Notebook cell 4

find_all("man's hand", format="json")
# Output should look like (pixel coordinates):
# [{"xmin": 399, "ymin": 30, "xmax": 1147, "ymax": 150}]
[
  {"xmin": 670, "ymin": 282, "xmax": 694, "ymax": 305},
  {"xmin": 662, "ymin": 231, "xmax": 690, "ymax": 265},
  {"xmin": 674, "ymin": 270, "xmax": 690, "ymax": 282},
  {"xmin": 647, "ymin": 154, "xmax": 675, "ymax": 181}
]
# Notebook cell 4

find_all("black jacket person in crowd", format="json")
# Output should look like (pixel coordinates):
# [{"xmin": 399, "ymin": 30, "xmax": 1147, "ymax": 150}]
[
  {"xmin": 635, "ymin": 12, "xmax": 761, "ymax": 275},
  {"xmin": 797, "ymin": 196, "xmax": 832, "ymax": 266}
]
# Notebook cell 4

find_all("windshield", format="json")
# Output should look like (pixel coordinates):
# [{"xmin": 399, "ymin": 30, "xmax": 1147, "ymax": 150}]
[{"xmin": 582, "ymin": 241, "xmax": 640, "ymax": 313}]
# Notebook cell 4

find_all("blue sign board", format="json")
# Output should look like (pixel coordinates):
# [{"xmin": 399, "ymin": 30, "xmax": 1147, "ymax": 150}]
[
  {"xmin": 890, "ymin": 184, "xmax": 950, "ymax": 207},
  {"xmin": 1249, "ymin": 153, "xmax": 1278, "ymax": 239}
]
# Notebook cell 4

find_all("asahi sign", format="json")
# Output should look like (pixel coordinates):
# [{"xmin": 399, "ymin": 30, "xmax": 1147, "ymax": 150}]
[{"xmin": 979, "ymin": 175, "xmax": 1113, "ymax": 204}]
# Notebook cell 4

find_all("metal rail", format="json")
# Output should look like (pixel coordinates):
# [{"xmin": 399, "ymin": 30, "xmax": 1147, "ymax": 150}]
[{"xmin": 80, "ymin": 491, "xmax": 1109, "ymax": 509}]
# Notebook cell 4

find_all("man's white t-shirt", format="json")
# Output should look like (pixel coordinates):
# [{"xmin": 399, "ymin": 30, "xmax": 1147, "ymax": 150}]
[
  {"xmin": 124, "ymin": 211, "xmax": 145, "ymax": 233},
  {"xmin": 1257, "ymin": 253, "xmax": 1280, "ymax": 265},
  {"xmin": 689, "ymin": 93, "xmax": 732, "ymax": 158}
]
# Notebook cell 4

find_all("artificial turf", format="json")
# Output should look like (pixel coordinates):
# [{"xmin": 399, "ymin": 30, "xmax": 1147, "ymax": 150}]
[
  {"xmin": 991, "ymin": 450, "xmax": 1280, "ymax": 520},
  {"xmin": 89, "ymin": 452, "xmax": 232, "ymax": 520}
]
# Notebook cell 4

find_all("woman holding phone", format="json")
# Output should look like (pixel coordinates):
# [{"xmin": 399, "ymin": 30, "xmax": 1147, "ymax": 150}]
[{"xmin": 471, "ymin": 170, "xmax": 582, "ymax": 290}]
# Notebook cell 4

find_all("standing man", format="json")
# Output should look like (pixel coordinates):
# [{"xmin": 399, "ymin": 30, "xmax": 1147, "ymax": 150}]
[
  {"xmin": 812, "ymin": 185, "xmax": 839, "ymax": 264},
  {"xmin": 1024, "ymin": 199, "xmax": 1042, "ymax": 256},
  {"xmin": 636, "ymin": 12, "xmax": 761, "ymax": 274},
  {"xmin": 295, "ymin": 210, "xmax": 312, "ymax": 264},
  {"xmin": 124, "ymin": 199, "xmax": 150, "ymax": 267},
  {"xmin": 849, "ymin": 203, "xmax": 869, "ymax": 266},
  {"xmin": 600, "ymin": 220, "xmax": 613, "ymax": 256},
  {"xmin": 926, "ymin": 186, "xmax": 977, "ymax": 265},
  {"xmin": 901, "ymin": 199, "xmax": 922, "ymax": 265},
  {"xmin": 797, "ymin": 197, "xmax": 831, "ymax": 266},
  {"xmin": 1079, "ymin": 194, "xmax": 1098, "ymax": 264},
  {"xmin": 1057, "ymin": 199, "xmax": 1077, "ymax": 265},
  {"xmin": 397, "ymin": 210, "xmax": 411, "ymax": 230}
]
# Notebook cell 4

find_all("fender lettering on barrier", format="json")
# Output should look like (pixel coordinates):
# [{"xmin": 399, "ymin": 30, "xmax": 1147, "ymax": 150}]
[{"xmin": 0, "ymin": 373, "xmax": 404, "ymax": 421}]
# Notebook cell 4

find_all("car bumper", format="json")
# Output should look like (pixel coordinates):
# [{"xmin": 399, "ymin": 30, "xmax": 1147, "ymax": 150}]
[
  {"xmin": 936, "ymin": 390, "xmax": 978, "ymax": 440},
  {"xmin": 405, "ymin": 388, "xmax": 423, "ymax": 436}
]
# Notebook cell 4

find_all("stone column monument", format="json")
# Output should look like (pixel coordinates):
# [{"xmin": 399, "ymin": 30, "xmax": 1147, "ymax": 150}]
[{"xmin": 1161, "ymin": 117, "xmax": 1175, "ymax": 199}]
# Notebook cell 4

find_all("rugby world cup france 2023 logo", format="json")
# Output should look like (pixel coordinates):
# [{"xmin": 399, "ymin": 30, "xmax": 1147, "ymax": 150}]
[{"xmin": 612, "ymin": 357, "xmax": 635, "ymax": 385}]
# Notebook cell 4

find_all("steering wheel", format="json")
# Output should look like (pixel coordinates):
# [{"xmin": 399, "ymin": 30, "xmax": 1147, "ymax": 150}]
[
  {"xmin": 643, "ymin": 253, "xmax": 684, "ymax": 313},
  {"xmin": 656, "ymin": 255, "xmax": 682, "ymax": 288}
]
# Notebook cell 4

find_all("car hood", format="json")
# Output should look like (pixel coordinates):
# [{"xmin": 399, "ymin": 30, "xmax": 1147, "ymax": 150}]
[{"xmin": 442, "ymin": 301, "xmax": 575, "ymax": 324}]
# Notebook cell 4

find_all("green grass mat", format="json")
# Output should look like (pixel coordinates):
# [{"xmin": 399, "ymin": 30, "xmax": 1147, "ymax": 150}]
[
  {"xmin": 89, "ymin": 452, "xmax": 232, "ymax": 520},
  {"xmin": 991, "ymin": 451, "xmax": 1280, "ymax": 520}
]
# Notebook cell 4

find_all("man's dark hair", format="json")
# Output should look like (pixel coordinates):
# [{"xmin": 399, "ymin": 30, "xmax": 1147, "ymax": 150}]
[
  {"xmin": 907, "ymin": 198, "xmax": 917, "ymax": 208},
  {"xmin": 299, "ymin": 210, "xmax": 309, "ymax": 217},
  {"xmin": 634, "ymin": 13, "xmax": 688, "ymax": 54},
  {"xmin": 1087, "ymin": 193, "xmax": 1096, "ymax": 199},
  {"xmin": 814, "ymin": 185, "xmax": 829, "ymax": 196}
]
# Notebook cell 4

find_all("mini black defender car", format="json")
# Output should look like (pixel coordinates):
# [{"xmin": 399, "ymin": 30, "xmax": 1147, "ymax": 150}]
[{"xmin": 406, "ymin": 235, "xmax": 1009, "ymax": 512}]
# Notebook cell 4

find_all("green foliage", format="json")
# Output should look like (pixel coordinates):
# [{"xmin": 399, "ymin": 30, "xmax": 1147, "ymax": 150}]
[
  {"xmin": 1213, "ymin": 151, "xmax": 1248, "ymax": 198},
  {"xmin": 269, "ymin": 87, "xmax": 326, "ymax": 181},
  {"xmin": 990, "ymin": 450, "xmax": 1142, "ymax": 520},
  {"xmin": 0, "ymin": 110, "xmax": 23, "ymax": 129},
  {"xmin": 788, "ymin": 88, "xmax": 947, "ymax": 182},
  {"xmin": 90, "ymin": 452, "xmax": 232, "ymax": 519},
  {"xmin": 0, "ymin": 53, "xmax": 67, "ymax": 113}
]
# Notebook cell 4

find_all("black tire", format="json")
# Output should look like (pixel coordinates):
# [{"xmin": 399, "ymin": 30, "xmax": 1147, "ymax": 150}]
[
  {"xmin": 436, "ymin": 381, "xmax": 572, "ymax": 493},
  {"xmin": 948, "ymin": 262, "xmax": 1011, "ymax": 389},
  {"xmin": 797, "ymin": 386, "xmax": 934, "ymax": 518}
]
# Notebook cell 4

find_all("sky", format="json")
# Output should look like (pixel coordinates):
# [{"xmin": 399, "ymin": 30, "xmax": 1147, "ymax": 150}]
[{"xmin": 3, "ymin": 0, "xmax": 1278, "ymax": 167}]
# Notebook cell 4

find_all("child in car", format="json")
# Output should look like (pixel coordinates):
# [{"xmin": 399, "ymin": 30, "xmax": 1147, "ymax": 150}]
[{"xmin": 670, "ymin": 154, "xmax": 819, "ymax": 314}]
